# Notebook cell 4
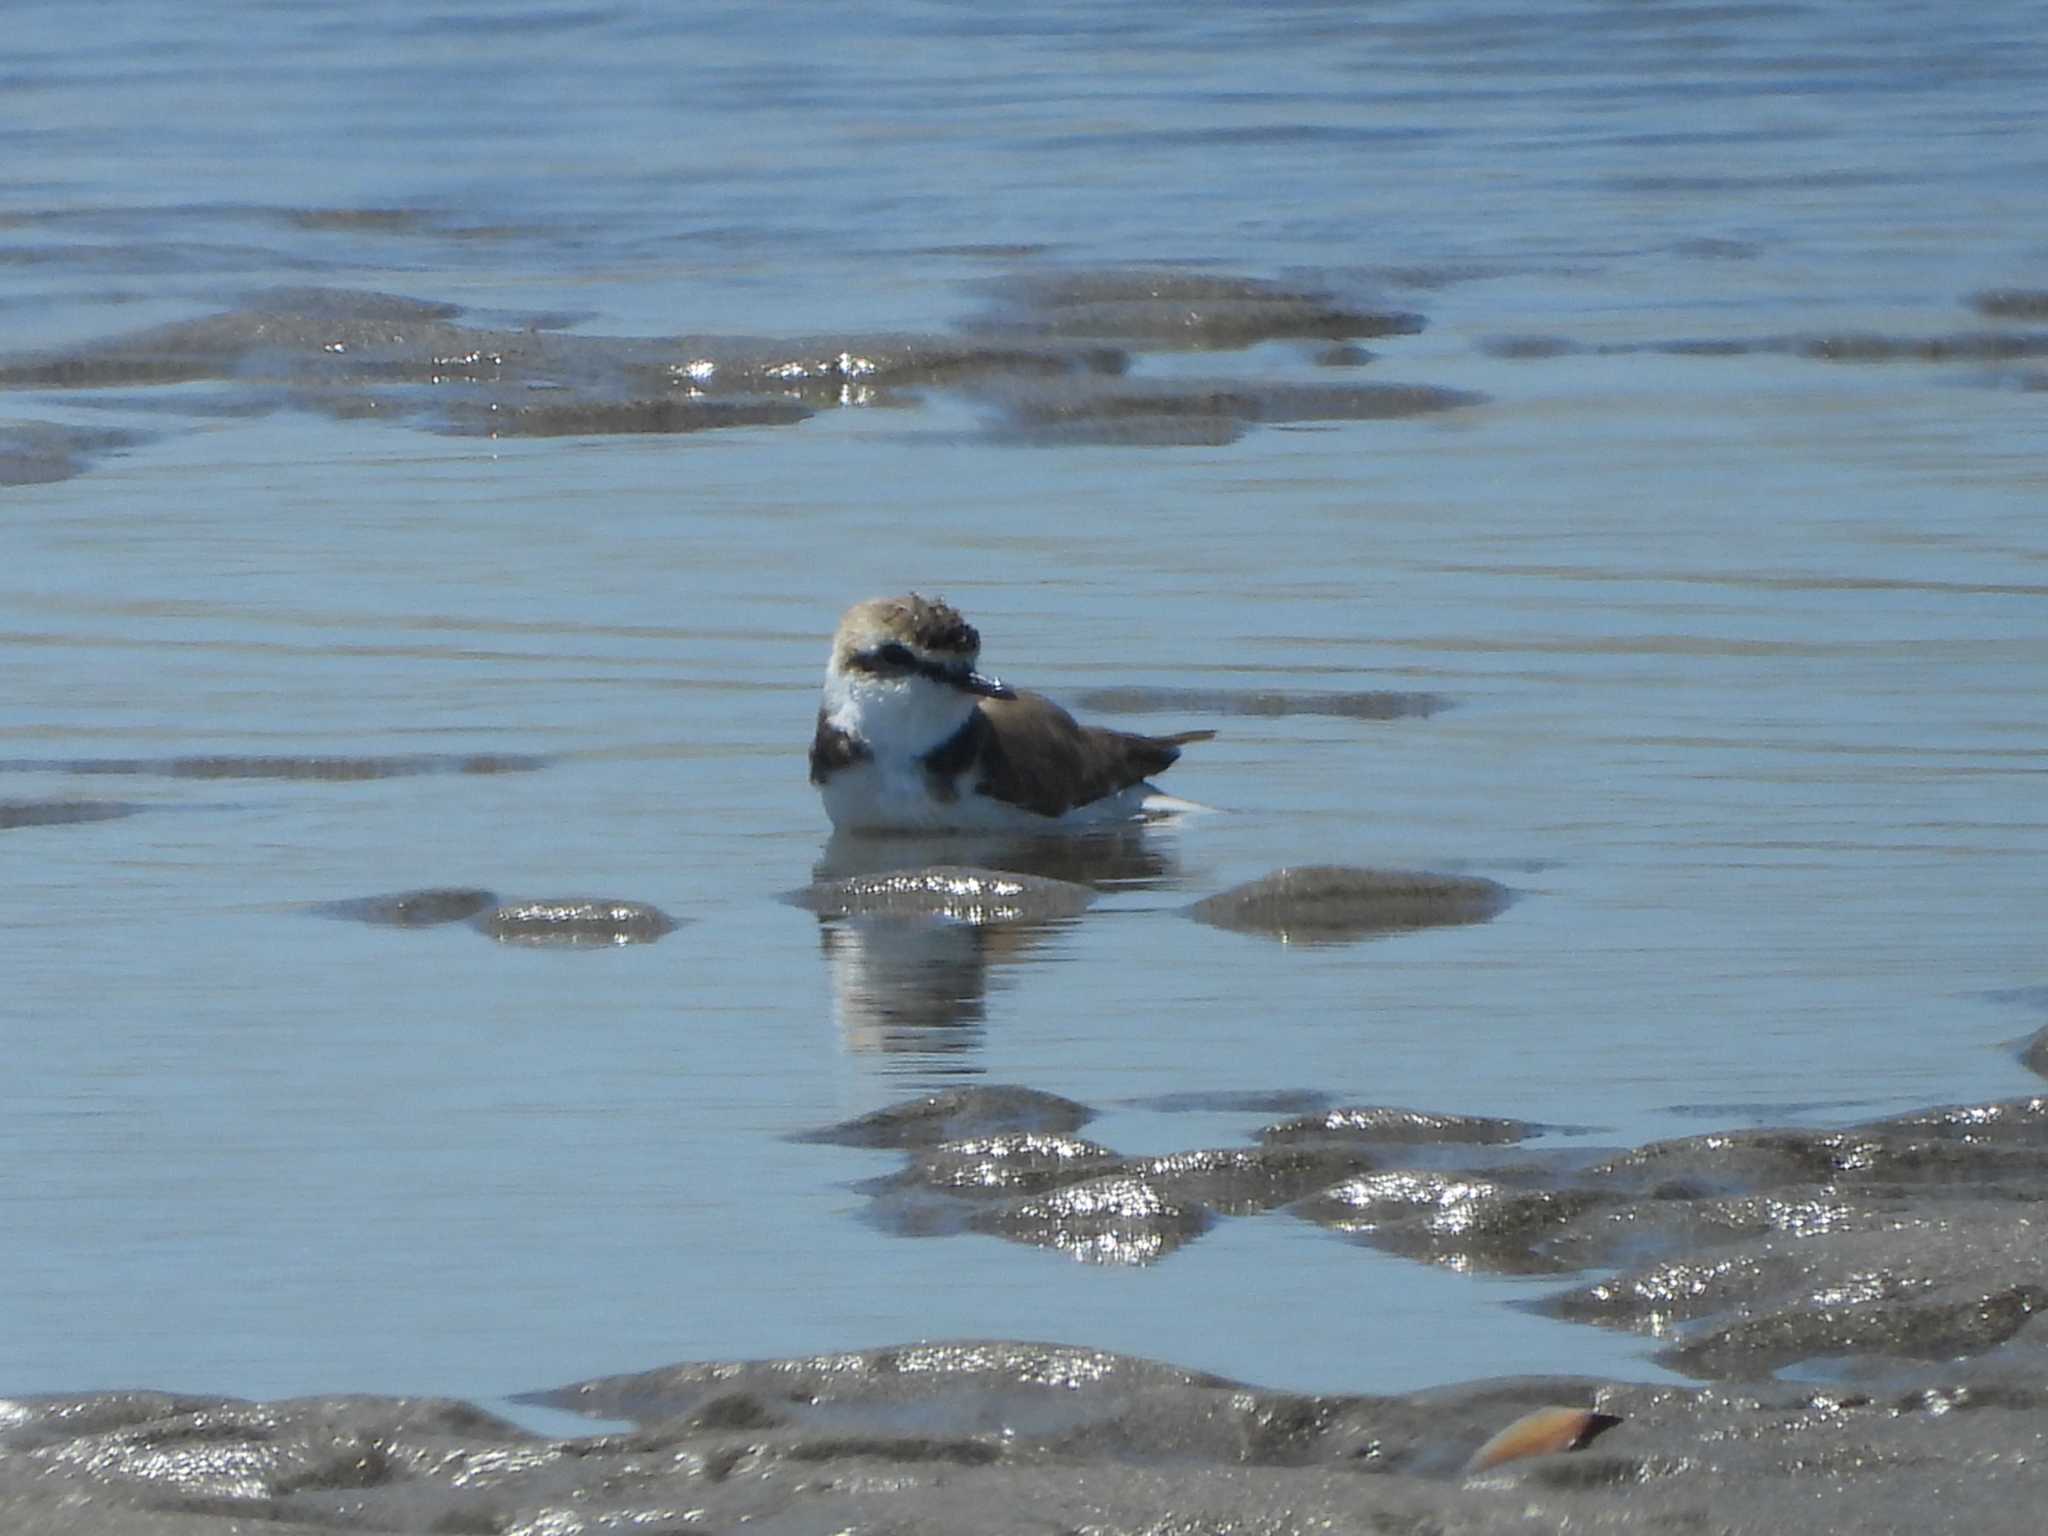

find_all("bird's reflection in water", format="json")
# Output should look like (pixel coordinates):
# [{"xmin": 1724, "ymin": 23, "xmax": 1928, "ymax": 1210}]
[
  {"xmin": 816, "ymin": 919, "xmax": 1019, "ymax": 1067},
  {"xmin": 802, "ymin": 827, "xmax": 1184, "ymax": 1069}
]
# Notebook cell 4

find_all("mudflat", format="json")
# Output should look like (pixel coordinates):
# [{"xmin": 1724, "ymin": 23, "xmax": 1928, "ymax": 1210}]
[{"xmin": 9, "ymin": 1087, "xmax": 2044, "ymax": 1535}]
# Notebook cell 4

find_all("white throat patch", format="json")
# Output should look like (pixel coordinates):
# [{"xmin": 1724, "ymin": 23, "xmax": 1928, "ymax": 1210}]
[{"xmin": 822, "ymin": 664, "xmax": 976, "ymax": 762}]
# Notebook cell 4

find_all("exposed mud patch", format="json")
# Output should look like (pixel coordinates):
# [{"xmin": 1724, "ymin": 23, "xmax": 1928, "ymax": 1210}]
[
  {"xmin": 1539, "ymin": 1096, "xmax": 2048, "ymax": 1381},
  {"xmin": 1262, "ymin": 1106, "xmax": 1539, "ymax": 1147},
  {"xmin": 0, "ymin": 418, "xmax": 146, "ymax": 484},
  {"xmin": 975, "ymin": 376, "xmax": 1484, "ymax": 447},
  {"xmin": 1073, "ymin": 685, "xmax": 1446, "ymax": 720},
  {"xmin": 813, "ymin": 826, "xmax": 1179, "ymax": 893},
  {"xmin": 12, "ymin": 1335, "xmax": 2048, "ymax": 1534},
  {"xmin": 0, "ymin": 287, "xmax": 1124, "ymax": 436},
  {"xmin": 1, "ymin": 751, "xmax": 548, "ymax": 780},
  {"xmin": 1484, "ymin": 326, "xmax": 2048, "ymax": 366},
  {"xmin": 1300, "ymin": 1172, "xmax": 1606, "ymax": 1276},
  {"xmin": 811, "ymin": 1090, "xmax": 1543, "ymax": 1267},
  {"xmin": 13, "ymin": 1087, "xmax": 2048, "ymax": 1530},
  {"xmin": 1971, "ymin": 288, "xmax": 2048, "ymax": 320},
  {"xmin": 1188, "ymin": 865, "xmax": 1513, "ymax": 943},
  {"xmin": 1123, "ymin": 1088, "xmax": 1338, "ymax": 1116},
  {"xmin": 0, "ymin": 797, "xmax": 142, "ymax": 830},
  {"xmin": 444, "ymin": 392, "xmax": 817, "ymax": 437},
  {"xmin": 1795, "ymin": 332, "xmax": 2048, "ymax": 363},
  {"xmin": 966, "ymin": 269, "xmax": 1425, "ymax": 348},
  {"xmin": 282, "ymin": 207, "xmax": 439, "ymax": 235},
  {"xmin": 789, "ymin": 865, "xmax": 1096, "ymax": 924},
  {"xmin": 313, "ymin": 889, "xmax": 678, "ymax": 946},
  {"xmin": 481, "ymin": 898, "xmax": 679, "ymax": 947},
  {"xmin": 310, "ymin": 887, "xmax": 499, "ymax": 927},
  {"xmin": 0, "ymin": 271, "xmax": 1472, "ymax": 459},
  {"xmin": 797, "ymin": 1084, "xmax": 2048, "ymax": 1397},
  {"xmin": 795, "ymin": 1085, "xmax": 1096, "ymax": 1149}
]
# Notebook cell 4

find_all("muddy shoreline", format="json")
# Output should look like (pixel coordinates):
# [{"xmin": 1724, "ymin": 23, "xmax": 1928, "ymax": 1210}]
[{"xmin": 8, "ymin": 1085, "xmax": 2043, "ymax": 1534}]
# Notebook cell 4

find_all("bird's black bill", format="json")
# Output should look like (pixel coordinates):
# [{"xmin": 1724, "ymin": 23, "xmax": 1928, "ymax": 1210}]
[
  {"xmin": 955, "ymin": 668, "xmax": 1014, "ymax": 699},
  {"xmin": 854, "ymin": 644, "xmax": 1014, "ymax": 699}
]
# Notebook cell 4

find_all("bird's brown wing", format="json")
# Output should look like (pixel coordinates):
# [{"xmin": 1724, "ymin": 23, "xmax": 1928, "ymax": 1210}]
[{"xmin": 965, "ymin": 691, "xmax": 1212, "ymax": 817}]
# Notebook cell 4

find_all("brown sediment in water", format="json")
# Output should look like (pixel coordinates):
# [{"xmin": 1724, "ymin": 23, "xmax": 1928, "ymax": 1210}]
[
  {"xmin": 0, "ymin": 797, "xmax": 141, "ymax": 830},
  {"xmin": 0, "ymin": 288, "xmax": 1129, "ymax": 433},
  {"xmin": 965, "ymin": 269, "xmax": 1426, "ymax": 347},
  {"xmin": 0, "ymin": 271, "xmax": 1470, "ymax": 454},
  {"xmin": 1481, "ymin": 334, "xmax": 1583, "ymax": 359},
  {"xmin": 794, "ymin": 1084, "xmax": 1096, "ymax": 1148},
  {"xmin": 309, "ymin": 888, "xmax": 499, "ymax": 927},
  {"xmin": 1970, "ymin": 288, "xmax": 2048, "ymax": 321},
  {"xmin": 969, "ymin": 296, "xmax": 1401, "ymax": 346},
  {"xmin": 1124, "ymin": 1088, "xmax": 1339, "ymax": 1115},
  {"xmin": 441, "ymin": 393, "xmax": 816, "ymax": 437},
  {"xmin": 1793, "ymin": 331, "xmax": 2048, "ymax": 362},
  {"xmin": 311, "ymin": 889, "xmax": 678, "ymax": 945},
  {"xmin": 282, "ymin": 207, "xmax": 434, "ymax": 234},
  {"xmin": 1073, "ymin": 685, "xmax": 1447, "ymax": 720},
  {"xmin": 1484, "ymin": 327, "xmax": 2048, "ymax": 365},
  {"xmin": 0, "ymin": 752, "xmax": 549, "ymax": 780},
  {"xmin": 0, "ymin": 419, "xmax": 147, "ymax": 484},
  {"xmin": 1187, "ymin": 865, "xmax": 1514, "ymax": 943},
  {"xmin": 975, "ymin": 376, "xmax": 1484, "ymax": 447},
  {"xmin": 1672, "ymin": 236, "xmax": 1764, "ymax": 261}
]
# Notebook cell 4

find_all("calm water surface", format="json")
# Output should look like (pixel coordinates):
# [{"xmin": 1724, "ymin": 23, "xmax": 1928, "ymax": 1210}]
[{"xmin": 4, "ymin": 0, "xmax": 2046, "ymax": 1413}]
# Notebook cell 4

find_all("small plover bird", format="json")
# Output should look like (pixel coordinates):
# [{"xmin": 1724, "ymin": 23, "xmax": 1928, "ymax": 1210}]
[{"xmin": 810, "ymin": 594, "xmax": 1213, "ymax": 833}]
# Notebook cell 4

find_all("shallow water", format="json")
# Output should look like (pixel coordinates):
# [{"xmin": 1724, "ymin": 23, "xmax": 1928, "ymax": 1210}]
[{"xmin": 4, "ymin": 0, "xmax": 2046, "ymax": 1416}]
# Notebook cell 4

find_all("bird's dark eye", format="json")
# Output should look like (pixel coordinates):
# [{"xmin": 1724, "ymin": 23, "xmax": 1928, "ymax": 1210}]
[{"xmin": 878, "ymin": 643, "xmax": 914, "ymax": 667}]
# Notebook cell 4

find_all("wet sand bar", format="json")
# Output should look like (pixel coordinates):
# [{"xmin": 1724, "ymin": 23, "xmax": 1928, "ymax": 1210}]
[{"xmin": 8, "ymin": 1084, "xmax": 2044, "ymax": 1535}]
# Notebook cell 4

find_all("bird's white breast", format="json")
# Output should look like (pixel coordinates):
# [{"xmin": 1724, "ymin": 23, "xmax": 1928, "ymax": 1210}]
[
  {"xmin": 821, "ymin": 669, "xmax": 970, "ymax": 761},
  {"xmin": 815, "ymin": 665, "xmax": 1158, "ymax": 833},
  {"xmin": 819, "ymin": 754, "xmax": 1155, "ymax": 833}
]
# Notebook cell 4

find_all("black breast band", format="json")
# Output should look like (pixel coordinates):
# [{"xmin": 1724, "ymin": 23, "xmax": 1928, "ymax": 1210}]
[{"xmin": 917, "ymin": 710, "xmax": 987, "ymax": 801}]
